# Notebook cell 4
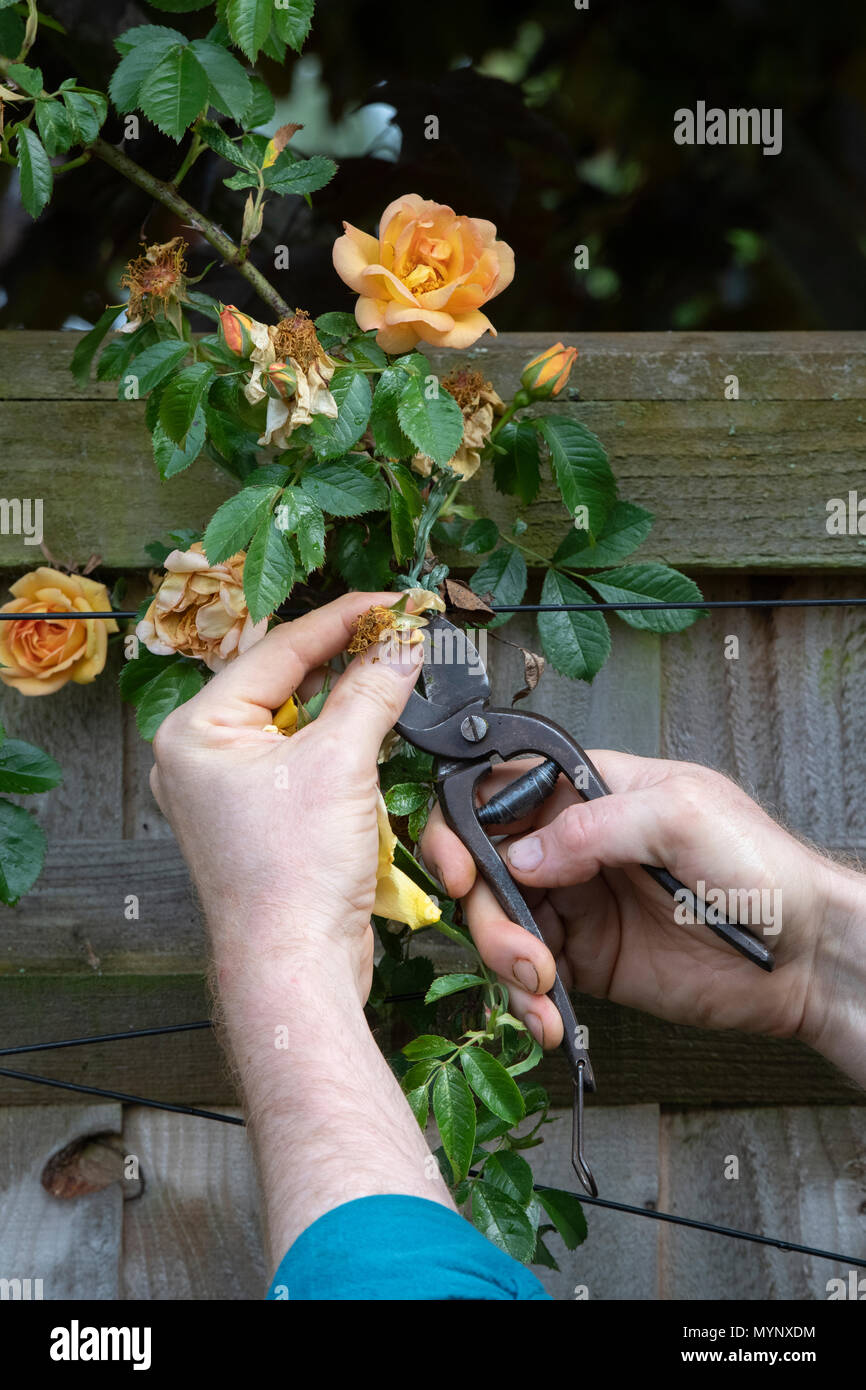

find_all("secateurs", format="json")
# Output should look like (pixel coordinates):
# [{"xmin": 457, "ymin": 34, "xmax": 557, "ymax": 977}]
[{"xmin": 394, "ymin": 615, "xmax": 775, "ymax": 1198}]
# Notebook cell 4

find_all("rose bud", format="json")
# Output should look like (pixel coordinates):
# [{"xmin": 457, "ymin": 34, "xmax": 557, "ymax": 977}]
[
  {"xmin": 520, "ymin": 342, "xmax": 578, "ymax": 400},
  {"xmin": 263, "ymin": 360, "xmax": 298, "ymax": 402},
  {"xmin": 219, "ymin": 305, "xmax": 257, "ymax": 357}
]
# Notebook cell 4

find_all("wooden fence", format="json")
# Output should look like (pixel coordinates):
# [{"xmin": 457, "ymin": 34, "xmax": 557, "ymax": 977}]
[{"xmin": 0, "ymin": 329, "xmax": 864, "ymax": 1300}]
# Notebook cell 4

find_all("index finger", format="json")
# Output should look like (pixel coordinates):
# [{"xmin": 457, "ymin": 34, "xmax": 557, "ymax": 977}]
[{"xmin": 188, "ymin": 591, "xmax": 398, "ymax": 724}]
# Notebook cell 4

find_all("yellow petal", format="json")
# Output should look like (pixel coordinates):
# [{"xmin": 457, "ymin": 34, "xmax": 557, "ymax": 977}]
[
  {"xmin": 376, "ymin": 789, "xmax": 396, "ymax": 873},
  {"xmin": 374, "ymin": 863, "xmax": 441, "ymax": 930},
  {"xmin": 273, "ymin": 695, "xmax": 299, "ymax": 734}
]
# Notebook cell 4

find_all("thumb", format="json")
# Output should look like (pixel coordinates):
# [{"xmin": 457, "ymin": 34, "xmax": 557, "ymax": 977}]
[
  {"xmin": 315, "ymin": 636, "xmax": 425, "ymax": 767},
  {"xmin": 504, "ymin": 789, "xmax": 667, "ymax": 888}
]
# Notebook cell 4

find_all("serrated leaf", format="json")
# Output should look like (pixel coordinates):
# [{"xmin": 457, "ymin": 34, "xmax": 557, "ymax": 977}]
[
  {"xmin": 389, "ymin": 487, "xmax": 414, "ymax": 565},
  {"xmin": 469, "ymin": 544, "xmax": 527, "ymax": 627},
  {"xmin": 371, "ymin": 367, "xmax": 416, "ymax": 460},
  {"xmin": 432, "ymin": 1064, "xmax": 476, "ymax": 1185},
  {"xmin": 536, "ymin": 1186, "xmax": 588, "ymax": 1250},
  {"xmin": 493, "ymin": 420, "xmax": 542, "ymax": 506},
  {"xmin": 126, "ymin": 340, "xmax": 191, "ymax": 396},
  {"xmin": 227, "ymin": 0, "xmax": 272, "ymax": 59},
  {"xmin": 553, "ymin": 499, "xmax": 654, "ymax": 570},
  {"xmin": 109, "ymin": 28, "xmax": 185, "ymax": 110},
  {"xmin": 34, "ymin": 97, "xmax": 74, "ymax": 156},
  {"xmin": 61, "ymin": 89, "xmax": 107, "ymax": 145},
  {"xmin": 537, "ymin": 570, "xmax": 610, "ymax": 681},
  {"xmin": 272, "ymin": 0, "xmax": 314, "ymax": 50},
  {"xmin": 243, "ymin": 513, "xmax": 296, "ymax": 622},
  {"xmin": 0, "ymin": 799, "xmax": 46, "ymax": 905},
  {"xmin": 424, "ymin": 973, "xmax": 485, "ymax": 1004},
  {"xmin": 16, "ymin": 128, "xmax": 52, "ymax": 219},
  {"xmin": 70, "ymin": 307, "xmax": 121, "ymax": 388},
  {"xmin": 402, "ymin": 1035, "xmax": 454, "ymax": 1060},
  {"xmin": 7, "ymin": 62, "xmax": 42, "ymax": 96},
  {"xmin": 383, "ymin": 782, "xmax": 428, "ymax": 816},
  {"xmin": 198, "ymin": 118, "xmax": 253, "ymax": 168},
  {"xmin": 203, "ymin": 485, "xmax": 280, "ymax": 564},
  {"xmin": 300, "ymin": 458, "xmax": 388, "ymax": 517},
  {"xmin": 584, "ymin": 563, "xmax": 706, "ymax": 633},
  {"xmin": 189, "ymin": 38, "xmax": 252, "ymax": 121},
  {"xmin": 158, "ymin": 362, "xmax": 215, "ymax": 443},
  {"xmin": 153, "ymin": 408, "xmax": 206, "ymax": 479},
  {"xmin": 332, "ymin": 519, "xmax": 393, "ymax": 588},
  {"xmin": 245, "ymin": 74, "xmax": 274, "ymax": 124},
  {"xmin": 461, "ymin": 1048, "xmax": 525, "ymax": 1125},
  {"xmin": 405, "ymin": 1085, "xmax": 429, "ymax": 1129},
  {"xmin": 135, "ymin": 662, "xmax": 205, "ymax": 740},
  {"xmin": 471, "ymin": 1181, "xmax": 536, "ymax": 1264},
  {"xmin": 462, "ymin": 519, "xmax": 499, "ymax": 554},
  {"xmin": 138, "ymin": 44, "xmax": 210, "ymax": 140},
  {"xmin": 0, "ymin": 740, "xmax": 62, "ymax": 795},
  {"xmin": 397, "ymin": 374, "xmax": 464, "ymax": 468},
  {"xmin": 537, "ymin": 417, "xmax": 617, "ymax": 537},
  {"xmin": 309, "ymin": 367, "xmax": 371, "ymax": 459},
  {"xmin": 483, "ymin": 1151, "xmax": 534, "ymax": 1206},
  {"xmin": 264, "ymin": 152, "xmax": 336, "ymax": 196},
  {"xmin": 118, "ymin": 650, "xmax": 180, "ymax": 701}
]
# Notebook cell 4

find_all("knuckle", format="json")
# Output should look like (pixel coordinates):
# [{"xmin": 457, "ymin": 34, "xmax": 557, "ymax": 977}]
[{"xmin": 556, "ymin": 802, "xmax": 592, "ymax": 854}]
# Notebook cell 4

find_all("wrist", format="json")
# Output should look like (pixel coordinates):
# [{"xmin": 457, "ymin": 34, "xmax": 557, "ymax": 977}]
[{"xmin": 796, "ymin": 857, "xmax": 866, "ymax": 1085}]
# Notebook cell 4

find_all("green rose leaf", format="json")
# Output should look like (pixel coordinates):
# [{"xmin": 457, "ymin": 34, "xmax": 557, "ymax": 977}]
[
  {"xmin": 584, "ymin": 563, "xmax": 707, "ymax": 633},
  {"xmin": 432, "ymin": 1064, "xmax": 476, "ymax": 1185},
  {"xmin": 405, "ymin": 1085, "xmax": 429, "ymax": 1129},
  {"xmin": 300, "ymin": 458, "xmax": 388, "ymax": 517},
  {"xmin": 536, "ymin": 417, "xmax": 617, "ymax": 537},
  {"xmin": 462, "ymin": 519, "xmax": 499, "ymax": 554},
  {"xmin": 493, "ymin": 421, "xmax": 542, "ymax": 506},
  {"xmin": 147, "ymin": 0, "xmax": 213, "ymax": 10},
  {"xmin": 553, "ymin": 499, "xmax": 654, "ymax": 570},
  {"xmin": 7, "ymin": 61, "xmax": 43, "ymax": 96},
  {"xmin": 135, "ymin": 661, "xmax": 205, "ymax": 740},
  {"xmin": 70, "ymin": 307, "xmax": 121, "ymax": 388},
  {"xmin": 424, "ymin": 973, "xmax": 485, "ymax": 1004},
  {"xmin": 471, "ymin": 1181, "xmax": 536, "ymax": 1265},
  {"xmin": 403, "ymin": 1035, "xmax": 454, "ymax": 1060},
  {"xmin": 397, "ymin": 374, "xmax": 464, "ymax": 469},
  {"xmin": 461, "ymin": 1047, "xmax": 526, "ymax": 1125},
  {"xmin": 537, "ymin": 570, "xmax": 611, "ymax": 680},
  {"xmin": 198, "ymin": 118, "xmax": 254, "ymax": 168},
  {"xmin": 276, "ymin": 490, "xmax": 325, "ymax": 573},
  {"xmin": 16, "ymin": 128, "xmax": 53, "ymax": 220},
  {"xmin": 371, "ymin": 368, "xmax": 416, "ymax": 460},
  {"xmin": 153, "ymin": 408, "xmax": 206, "ymax": 479},
  {"xmin": 110, "ymin": 27, "xmax": 186, "ymax": 110},
  {"xmin": 264, "ymin": 153, "xmax": 337, "ymax": 196},
  {"xmin": 0, "ymin": 800, "xmax": 46, "ymax": 906},
  {"xmin": 137, "ymin": 43, "xmax": 210, "ymax": 141},
  {"xmin": 61, "ymin": 89, "xmax": 108, "ymax": 146},
  {"xmin": 536, "ymin": 1186, "xmax": 589, "ymax": 1250},
  {"xmin": 0, "ymin": 740, "xmax": 62, "ymax": 795},
  {"xmin": 226, "ymin": 0, "xmax": 272, "ymax": 60},
  {"xmin": 333, "ymin": 520, "xmax": 393, "ymax": 589},
  {"xmin": 383, "ymin": 782, "xmax": 429, "ymax": 816},
  {"xmin": 272, "ymin": 0, "xmax": 315, "ymax": 50},
  {"xmin": 127, "ymin": 340, "xmax": 191, "ymax": 396},
  {"xmin": 469, "ymin": 543, "xmax": 527, "ymax": 627},
  {"xmin": 188, "ymin": 38, "xmax": 252, "ymax": 121},
  {"xmin": 245, "ymin": 74, "xmax": 274, "ymax": 125},
  {"xmin": 482, "ymin": 1151, "xmax": 535, "ymax": 1206},
  {"xmin": 203, "ymin": 484, "xmax": 282, "ymax": 563},
  {"xmin": 34, "ymin": 97, "xmax": 74, "ymax": 157},
  {"xmin": 309, "ymin": 367, "xmax": 371, "ymax": 460},
  {"xmin": 243, "ymin": 513, "xmax": 296, "ymax": 623},
  {"xmin": 389, "ymin": 487, "xmax": 414, "ymax": 565},
  {"xmin": 159, "ymin": 362, "xmax": 216, "ymax": 444}
]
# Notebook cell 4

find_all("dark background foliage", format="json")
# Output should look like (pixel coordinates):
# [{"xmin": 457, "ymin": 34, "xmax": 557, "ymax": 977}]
[{"xmin": 2, "ymin": 0, "xmax": 866, "ymax": 331}]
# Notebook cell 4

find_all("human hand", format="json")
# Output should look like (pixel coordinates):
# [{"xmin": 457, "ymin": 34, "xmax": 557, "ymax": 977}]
[
  {"xmin": 421, "ymin": 752, "xmax": 842, "ymax": 1048},
  {"xmin": 149, "ymin": 592, "xmax": 424, "ymax": 1004}
]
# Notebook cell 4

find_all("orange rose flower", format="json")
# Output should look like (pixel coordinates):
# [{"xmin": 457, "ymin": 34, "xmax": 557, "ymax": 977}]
[
  {"xmin": 0, "ymin": 569, "xmax": 117, "ymax": 696},
  {"xmin": 333, "ymin": 194, "xmax": 515, "ymax": 353},
  {"xmin": 136, "ymin": 543, "xmax": 267, "ymax": 673}
]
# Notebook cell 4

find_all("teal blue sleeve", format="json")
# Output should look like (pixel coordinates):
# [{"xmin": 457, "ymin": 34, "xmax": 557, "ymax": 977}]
[{"xmin": 266, "ymin": 1195, "xmax": 551, "ymax": 1301}]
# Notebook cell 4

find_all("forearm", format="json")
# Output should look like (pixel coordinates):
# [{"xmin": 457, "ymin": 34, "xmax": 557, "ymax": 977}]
[
  {"xmin": 213, "ymin": 935, "xmax": 455, "ymax": 1274},
  {"xmin": 799, "ymin": 860, "xmax": 866, "ymax": 1089}
]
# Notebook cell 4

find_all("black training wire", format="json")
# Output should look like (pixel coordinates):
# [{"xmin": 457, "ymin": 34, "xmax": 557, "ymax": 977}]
[
  {"xmin": 2, "ymin": 597, "xmax": 866, "ymax": 623},
  {"xmin": 0, "ymin": 1066, "xmax": 244, "ymax": 1125}
]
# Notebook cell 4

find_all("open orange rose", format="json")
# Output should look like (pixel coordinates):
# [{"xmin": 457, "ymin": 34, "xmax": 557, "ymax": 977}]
[
  {"xmin": 0, "ymin": 569, "xmax": 117, "ymax": 696},
  {"xmin": 333, "ymin": 194, "xmax": 515, "ymax": 353}
]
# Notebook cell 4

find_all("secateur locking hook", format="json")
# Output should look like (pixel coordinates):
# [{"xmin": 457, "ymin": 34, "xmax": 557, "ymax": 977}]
[{"xmin": 394, "ymin": 616, "xmax": 775, "ymax": 1197}]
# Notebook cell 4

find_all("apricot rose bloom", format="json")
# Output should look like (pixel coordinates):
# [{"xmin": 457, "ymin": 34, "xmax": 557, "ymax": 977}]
[
  {"xmin": 333, "ymin": 194, "xmax": 515, "ymax": 353},
  {"xmin": 137, "ymin": 543, "xmax": 267, "ymax": 673},
  {"xmin": 0, "ymin": 569, "xmax": 117, "ymax": 696}
]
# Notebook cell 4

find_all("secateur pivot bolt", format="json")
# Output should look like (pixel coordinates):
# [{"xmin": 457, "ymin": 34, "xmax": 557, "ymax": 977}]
[{"xmin": 460, "ymin": 714, "xmax": 488, "ymax": 742}]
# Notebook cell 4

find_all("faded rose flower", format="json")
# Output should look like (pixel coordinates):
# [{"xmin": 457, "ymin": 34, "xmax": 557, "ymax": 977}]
[
  {"xmin": 412, "ymin": 369, "xmax": 505, "ymax": 480},
  {"xmin": 121, "ymin": 237, "xmax": 188, "ymax": 333},
  {"xmin": 0, "ymin": 569, "xmax": 117, "ymax": 696},
  {"xmin": 220, "ymin": 305, "xmax": 339, "ymax": 450},
  {"xmin": 333, "ymin": 194, "xmax": 515, "ymax": 352},
  {"xmin": 136, "ymin": 543, "xmax": 267, "ymax": 673}
]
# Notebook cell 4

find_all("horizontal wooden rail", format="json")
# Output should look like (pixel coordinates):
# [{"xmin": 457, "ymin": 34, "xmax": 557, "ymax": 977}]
[{"xmin": 1, "ymin": 331, "xmax": 866, "ymax": 570}]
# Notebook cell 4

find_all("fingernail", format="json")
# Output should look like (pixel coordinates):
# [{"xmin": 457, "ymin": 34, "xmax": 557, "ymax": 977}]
[
  {"xmin": 525, "ymin": 1011, "xmax": 545, "ymax": 1047},
  {"xmin": 513, "ymin": 958, "xmax": 539, "ymax": 992},
  {"xmin": 378, "ymin": 635, "xmax": 425, "ymax": 674},
  {"xmin": 507, "ymin": 836, "xmax": 543, "ymax": 871}
]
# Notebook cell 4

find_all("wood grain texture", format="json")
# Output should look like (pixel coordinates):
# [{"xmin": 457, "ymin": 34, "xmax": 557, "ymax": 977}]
[
  {"xmin": 658, "ymin": 1106, "xmax": 866, "ymax": 1299},
  {"xmin": 120, "ymin": 1106, "xmax": 267, "ymax": 1300},
  {"xmin": 0, "ymin": 1103, "xmax": 122, "ymax": 1299},
  {"xmin": 3, "ymin": 331, "xmax": 866, "ymax": 568}
]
